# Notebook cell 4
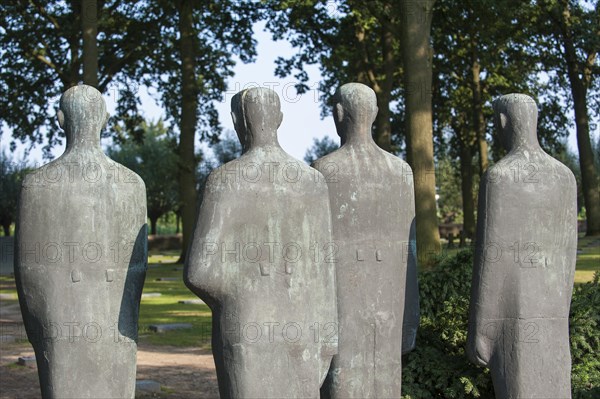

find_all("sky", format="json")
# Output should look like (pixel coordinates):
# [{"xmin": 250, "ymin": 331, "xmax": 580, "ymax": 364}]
[
  {"xmin": 1, "ymin": 21, "xmax": 338, "ymax": 165},
  {"xmin": 1, "ymin": 21, "xmax": 585, "ymax": 166}
]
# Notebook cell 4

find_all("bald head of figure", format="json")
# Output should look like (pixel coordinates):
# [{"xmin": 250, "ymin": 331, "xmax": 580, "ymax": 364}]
[
  {"xmin": 58, "ymin": 85, "xmax": 108, "ymax": 147},
  {"xmin": 493, "ymin": 94, "xmax": 539, "ymax": 152},
  {"xmin": 333, "ymin": 83, "xmax": 378, "ymax": 144},
  {"xmin": 231, "ymin": 87, "xmax": 283, "ymax": 152}
]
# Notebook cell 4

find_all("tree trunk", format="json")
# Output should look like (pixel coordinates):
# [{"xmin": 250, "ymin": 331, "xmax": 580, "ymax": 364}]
[
  {"xmin": 81, "ymin": 0, "xmax": 99, "ymax": 87},
  {"xmin": 559, "ymin": 1, "xmax": 600, "ymax": 235},
  {"xmin": 459, "ymin": 138, "xmax": 475, "ymax": 245},
  {"xmin": 150, "ymin": 216, "xmax": 158, "ymax": 236},
  {"xmin": 354, "ymin": 22, "xmax": 393, "ymax": 152},
  {"xmin": 400, "ymin": 0, "xmax": 441, "ymax": 267},
  {"xmin": 471, "ymin": 55, "xmax": 488, "ymax": 175},
  {"xmin": 570, "ymin": 80, "xmax": 600, "ymax": 235},
  {"xmin": 178, "ymin": 0, "xmax": 199, "ymax": 261},
  {"xmin": 374, "ymin": 24, "xmax": 394, "ymax": 152}
]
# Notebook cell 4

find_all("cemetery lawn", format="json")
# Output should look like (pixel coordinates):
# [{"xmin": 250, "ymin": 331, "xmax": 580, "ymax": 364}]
[
  {"xmin": 575, "ymin": 235, "xmax": 600, "ymax": 284},
  {"xmin": 139, "ymin": 254, "xmax": 212, "ymax": 348}
]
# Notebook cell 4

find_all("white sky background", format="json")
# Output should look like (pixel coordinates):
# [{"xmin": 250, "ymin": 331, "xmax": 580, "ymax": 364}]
[{"xmin": 1, "ymin": 21, "xmax": 585, "ymax": 166}]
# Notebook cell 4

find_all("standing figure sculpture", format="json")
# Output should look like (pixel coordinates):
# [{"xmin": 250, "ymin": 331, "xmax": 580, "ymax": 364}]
[
  {"xmin": 185, "ymin": 87, "xmax": 337, "ymax": 398},
  {"xmin": 467, "ymin": 94, "xmax": 577, "ymax": 399},
  {"xmin": 15, "ymin": 85, "xmax": 148, "ymax": 398},
  {"xmin": 314, "ymin": 83, "xmax": 418, "ymax": 398}
]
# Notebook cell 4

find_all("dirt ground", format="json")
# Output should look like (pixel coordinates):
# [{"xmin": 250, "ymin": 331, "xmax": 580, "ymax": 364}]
[{"xmin": 0, "ymin": 299, "xmax": 220, "ymax": 398}]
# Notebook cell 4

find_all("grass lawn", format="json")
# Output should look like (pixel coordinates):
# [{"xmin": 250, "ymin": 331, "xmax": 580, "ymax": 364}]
[
  {"xmin": 139, "ymin": 254, "xmax": 212, "ymax": 347},
  {"xmin": 1, "ymin": 235, "xmax": 597, "ymax": 349},
  {"xmin": 575, "ymin": 234, "xmax": 600, "ymax": 283}
]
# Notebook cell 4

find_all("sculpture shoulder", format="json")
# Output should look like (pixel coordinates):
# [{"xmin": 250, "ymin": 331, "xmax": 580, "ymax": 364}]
[
  {"xmin": 20, "ymin": 158, "xmax": 61, "ymax": 188},
  {"xmin": 380, "ymin": 150, "xmax": 412, "ymax": 176},
  {"xmin": 204, "ymin": 161, "xmax": 238, "ymax": 192},
  {"xmin": 484, "ymin": 151, "xmax": 576, "ymax": 189},
  {"xmin": 20, "ymin": 155, "xmax": 146, "ymax": 201},
  {"xmin": 546, "ymin": 155, "xmax": 577, "ymax": 186},
  {"xmin": 312, "ymin": 149, "xmax": 343, "ymax": 171},
  {"xmin": 104, "ymin": 157, "xmax": 146, "ymax": 190}
]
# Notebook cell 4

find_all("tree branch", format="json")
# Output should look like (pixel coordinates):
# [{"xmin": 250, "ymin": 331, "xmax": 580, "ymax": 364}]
[{"xmin": 30, "ymin": 0, "xmax": 61, "ymax": 30}]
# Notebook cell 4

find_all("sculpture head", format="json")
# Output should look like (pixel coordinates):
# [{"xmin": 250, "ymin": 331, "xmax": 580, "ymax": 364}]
[
  {"xmin": 332, "ymin": 83, "xmax": 378, "ymax": 145},
  {"xmin": 231, "ymin": 87, "xmax": 283, "ymax": 152},
  {"xmin": 58, "ymin": 85, "xmax": 108, "ymax": 148},
  {"xmin": 493, "ymin": 94, "xmax": 539, "ymax": 152}
]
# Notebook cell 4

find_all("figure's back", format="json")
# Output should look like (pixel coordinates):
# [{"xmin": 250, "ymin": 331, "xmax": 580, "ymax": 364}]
[
  {"xmin": 316, "ymin": 143, "xmax": 414, "ymax": 245},
  {"xmin": 484, "ymin": 150, "xmax": 576, "ymax": 317},
  {"xmin": 314, "ymin": 82, "xmax": 417, "ymax": 399},
  {"xmin": 467, "ymin": 94, "xmax": 577, "ymax": 399},
  {"xmin": 15, "ymin": 86, "xmax": 147, "ymax": 399},
  {"xmin": 185, "ymin": 88, "xmax": 337, "ymax": 399},
  {"xmin": 475, "ymin": 150, "xmax": 576, "ymax": 398}
]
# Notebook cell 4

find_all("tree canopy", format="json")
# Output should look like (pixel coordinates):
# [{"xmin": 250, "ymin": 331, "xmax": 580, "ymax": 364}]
[{"xmin": 107, "ymin": 120, "xmax": 179, "ymax": 235}]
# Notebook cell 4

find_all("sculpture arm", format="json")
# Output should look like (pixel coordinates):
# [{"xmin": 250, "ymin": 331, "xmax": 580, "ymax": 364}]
[
  {"xmin": 184, "ymin": 172, "xmax": 229, "ymax": 305},
  {"xmin": 402, "ymin": 217, "xmax": 419, "ymax": 354},
  {"xmin": 466, "ymin": 174, "xmax": 494, "ymax": 367}
]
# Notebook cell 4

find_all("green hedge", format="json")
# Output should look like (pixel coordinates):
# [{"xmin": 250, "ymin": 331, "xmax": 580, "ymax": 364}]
[{"xmin": 401, "ymin": 250, "xmax": 600, "ymax": 398}]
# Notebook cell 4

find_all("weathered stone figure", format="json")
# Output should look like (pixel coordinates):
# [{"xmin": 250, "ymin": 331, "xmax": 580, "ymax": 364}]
[
  {"xmin": 467, "ymin": 94, "xmax": 577, "ymax": 399},
  {"xmin": 15, "ymin": 85, "xmax": 147, "ymax": 398},
  {"xmin": 314, "ymin": 83, "xmax": 418, "ymax": 398},
  {"xmin": 185, "ymin": 87, "xmax": 337, "ymax": 398}
]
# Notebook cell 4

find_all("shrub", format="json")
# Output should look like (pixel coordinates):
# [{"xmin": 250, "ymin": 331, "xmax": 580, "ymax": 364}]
[{"xmin": 401, "ymin": 250, "xmax": 599, "ymax": 398}]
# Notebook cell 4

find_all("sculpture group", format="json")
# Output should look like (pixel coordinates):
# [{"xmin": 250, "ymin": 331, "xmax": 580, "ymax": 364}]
[{"xmin": 14, "ymin": 84, "xmax": 576, "ymax": 398}]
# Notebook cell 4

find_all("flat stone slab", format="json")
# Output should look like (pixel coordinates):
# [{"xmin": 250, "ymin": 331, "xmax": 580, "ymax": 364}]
[
  {"xmin": 17, "ymin": 356, "xmax": 36, "ymax": 367},
  {"xmin": 149, "ymin": 323, "xmax": 192, "ymax": 333},
  {"xmin": 178, "ymin": 299, "xmax": 205, "ymax": 305},
  {"xmin": 141, "ymin": 293, "xmax": 162, "ymax": 299},
  {"xmin": 173, "ymin": 266, "xmax": 183, "ymax": 271},
  {"xmin": 155, "ymin": 277, "xmax": 179, "ymax": 281},
  {"xmin": 0, "ymin": 293, "xmax": 16, "ymax": 300},
  {"xmin": 135, "ymin": 379, "xmax": 161, "ymax": 396}
]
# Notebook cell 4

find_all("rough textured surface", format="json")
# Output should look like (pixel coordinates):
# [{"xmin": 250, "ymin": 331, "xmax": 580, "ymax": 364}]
[
  {"xmin": 185, "ymin": 87, "xmax": 337, "ymax": 398},
  {"xmin": 14, "ymin": 85, "xmax": 148, "ymax": 399},
  {"xmin": 467, "ymin": 94, "xmax": 577, "ymax": 399},
  {"xmin": 314, "ymin": 83, "xmax": 418, "ymax": 398}
]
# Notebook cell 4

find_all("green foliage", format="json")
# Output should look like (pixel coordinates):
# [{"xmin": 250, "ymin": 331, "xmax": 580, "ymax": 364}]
[
  {"xmin": 303, "ymin": 136, "xmax": 339, "ymax": 164},
  {"xmin": 570, "ymin": 272, "xmax": 600, "ymax": 398},
  {"xmin": 436, "ymin": 156, "xmax": 468, "ymax": 224},
  {"xmin": 0, "ymin": 1, "xmax": 162, "ymax": 152},
  {"xmin": 402, "ymin": 250, "xmax": 600, "ymax": 398},
  {"xmin": 140, "ymin": 0, "xmax": 261, "ymax": 143},
  {"xmin": 209, "ymin": 129, "xmax": 242, "ymax": 167},
  {"xmin": 0, "ymin": 1, "xmax": 261, "ymax": 151},
  {"xmin": 0, "ymin": 153, "xmax": 30, "ymax": 236},
  {"xmin": 402, "ymin": 250, "xmax": 494, "ymax": 399},
  {"xmin": 264, "ymin": 0, "xmax": 405, "ymax": 150},
  {"xmin": 107, "ymin": 120, "xmax": 179, "ymax": 234}
]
